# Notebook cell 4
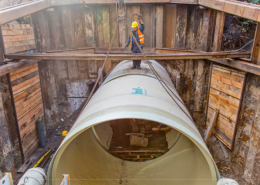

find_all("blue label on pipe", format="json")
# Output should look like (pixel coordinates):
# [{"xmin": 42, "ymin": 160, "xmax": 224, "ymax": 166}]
[{"xmin": 132, "ymin": 87, "xmax": 147, "ymax": 95}]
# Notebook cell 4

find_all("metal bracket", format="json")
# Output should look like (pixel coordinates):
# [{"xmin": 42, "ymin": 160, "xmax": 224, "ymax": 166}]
[
  {"xmin": 116, "ymin": 0, "xmax": 126, "ymax": 20},
  {"xmin": 0, "ymin": 173, "xmax": 13, "ymax": 185}
]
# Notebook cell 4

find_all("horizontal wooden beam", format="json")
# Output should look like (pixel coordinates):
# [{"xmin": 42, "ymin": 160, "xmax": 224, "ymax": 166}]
[
  {"xmin": 0, "ymin": 60, "xmax": 38, "ymax": 76},
  {"xmin": 209, "ymin": 58, "xmax": 260, "ymax": 76},
  {"xmin": 51, "ymin": 0, "xmax": 198, "ymax": 6},
  {"xmin": 1, "ymin": 57, "xmax": 259, "ymax": 77},
  {"xmin": 199, "ymin": 0, "xmax": 260, "ymax": 22},
  {"xmin": 0, "ymin": 0, "xmax": 51, "ymax": 25},
  {"xmin": 5, "ymin": 52, "xmax": 250, "ymax": 61}
]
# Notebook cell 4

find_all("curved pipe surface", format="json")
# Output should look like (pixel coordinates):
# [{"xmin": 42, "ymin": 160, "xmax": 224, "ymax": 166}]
[{"xmin": 48, "ymin": 60, "xmax": 219, "ymax": 185}]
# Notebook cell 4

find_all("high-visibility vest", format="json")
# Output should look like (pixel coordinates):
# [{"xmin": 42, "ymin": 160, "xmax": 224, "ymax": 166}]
[{"xmin": 130, "ymin": 29, "xmax": 144, "ymax": 46}]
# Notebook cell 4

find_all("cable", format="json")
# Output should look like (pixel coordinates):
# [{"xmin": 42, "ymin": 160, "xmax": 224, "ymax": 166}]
[{"xmin": 231, "ymin": 39, "xmax": 254, "ymax": 53}]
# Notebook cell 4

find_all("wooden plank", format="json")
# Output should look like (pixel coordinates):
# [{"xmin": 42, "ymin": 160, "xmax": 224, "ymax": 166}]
[
  {"xmin": 5, "ymin": 52, "xmax": 251, "ymax": 61},
  {"xmin": 212, "ymin": 11, "xmax": 225, "ymax": 52},
  {"xmin": 18, "ymin": 102, "xmax": 44, "ymax": 130},
  {"xmin": 96, "ymin": 6, "xmax": 105, "ymax": 47},
  {"xmin": 45, "ymin": 7, "xmax": 63, "ymax": 51},
  {"xmin": 78, "ymin": 61, "xmax": 89, "ymax": 79},
  {"xmin": 210, "ymin": 78, "xmax": 242, "ymax": 99},
  {"xmin": 204, "ymin": 109, "xmax": 219, "ymax": 145},
  {"xmin": 12, "ymin": 75, "xmax": 40, "ymax": 95},
  {"xmin": 251, "ymin": 23, "xmax": 260, "ymax": 64},
  {"xmin": 1, "ymin": 24, "xmax": 32, "ymax": 30},
  {"xmin": 212, "ymin": 68, "xmax": 245, "ymax": 84},
  {"xmin": 5, "ymin": 45, "xmax": 36, "ymax": 54},
  {"xmin": 23, "ymin": 135, "xmax": 39, "ymax": 158},
  {"xmin": 51, "ymin": 0, "xmax": 200, "ymax": 5},
  {"xmin": 0, "ymin": 60, "xmax": 38, "ymax": 77},
  {"xmin": 209, "ymin": 88, "xmax": 239, "ymax": 114},
  {"xmin": 24, "ymin": 139, "xmax": 39, "ymax": 160},
  {"xmin": 210, "ymin": 58, "xmax": 260, "ymax": 76},
  {"xmin": 156, "ymin": 5, "xmax": 164, "ymax": 48},
  {"xmin": 71, "ymin": 6, "xmax": 87, "ymax": 48},
  {"xmin": 118, "ymin": 5, "xmax": 128, "ymax": 47},
  {"xmin": 14, "ymin": 83, "xmax": 41, "ymax": 102},
  {"xmin": 15, "ymin": 89, "xmax": 42, "ymax": 119},
  {"xmin": 67, "ymin": 61, "xmax": 79, "ymax": 80},
  {"xmin": 208, "ymin": 101, "xmax": 237, "ymax": 123},
  {"xmin": 2, "ymin": 29, "xmax": 34, "ymax": 36},
  {"xmin": 4, "ymin": 39, "xmax": 35, "ymax": 48},
  {"xmin": 199, "ymin": 8, "xmax": 215, "ymax": 51},
  {"xmin": 60, "ymin": 6, "xmax": 75, "ymax": 49},
  {"xmin": 164, "ymin": 4, "xmax": 177, "ymax": 48},
  {"xmin": 102, "ymin": 6, "xmax": 110, "ymax": 48},
  {"xmin": 141, "ymin": 5, "xmax": 155, "ymax": 48},
  {"xmin": 213, "ymin": 128, "xmax": 232, "ymax": 148},
  {"xmin": 208, "ymin": 107, "xmax": 235, "ymax": 129},
  {"xmin": 175, "ymin": 5, "xmax": 188, "ymax": 48},
  {"xmin": 199, "ymin": 0, "xmax": 260, "ymax": 22},
  {"xmin": 10, "ymin": 63, "xmax": 38, "ymax": 76},
  {"xmin": 20, "ymin": 110, "xmax": 44, "ymax": 138},
  {"xmin": 47, "ymin": 48, "xmax": 95, "ymax": 54},
  {"xmin": 171, "ymin": 0, "xmax": 197, "ymax": 3},
  {"xmin": 110, "ymin": 5, "xmax": 119, "ymax": 47},
  {"xmin": 213, "ymin": 64, "xmax": 245, "ymax": 77},
  {"xmin": 10, "ymin": 65, "xmax": 38, "ymax": 82},
  {"xmin": 12, "ymin": 71, "xmax": 39, "ymax": 88},
  {"xmin": 84, "ymin": 6, "xmax": 96, "ymax": 47},
  {"xmin": 17, "ymin": 160, "xmax": 32, "ymax": 174},
  {"xmin": 3, "ymin": 35, "xmax": 35, "ymax": 42},
  {"xmin": 212, "ymin": 73, "xmax": 243, "ymax": 89}
]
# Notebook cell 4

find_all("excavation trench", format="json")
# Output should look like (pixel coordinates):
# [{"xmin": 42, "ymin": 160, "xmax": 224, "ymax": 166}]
[{"xmin": 48, "ymin": 60, "xmax": 219, "ymax": 185}]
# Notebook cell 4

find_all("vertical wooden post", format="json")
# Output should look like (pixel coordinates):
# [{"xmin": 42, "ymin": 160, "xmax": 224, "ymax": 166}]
[
  {"xmin": 0, "ymin": 27, "xmax": 5, "ymax": 65},
  {"xmin": 212, "ymin": 11, "xmax": 225, "ymax": 52},
  {"xmin": 164, "ymin": 4, "xmax": 177, "ymax": 48},
  {"xmin": 175, "ymin": 5, "xmax": 188, "ymax": 49},
  {"xmin": 251, "ymin": 23, "xmax": 260, "ymax": 64},
  {"xmin": 156, "ymin": 5, "xmax": 164, "ymax": 48},
  {"xmin": 205, "ymin": 10, "xmax": 225, "ymax": 120}
]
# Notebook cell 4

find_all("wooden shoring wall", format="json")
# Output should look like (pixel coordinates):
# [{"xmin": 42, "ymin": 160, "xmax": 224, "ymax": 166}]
[
  {"xmin": 2, "ymin": 24, "xmax": 36, "ymax": 54},
  {"xmin": 207, "ymin": 64, "xmax": 246, "ymax": 149},
  {"xmin": 9, "ymin": 63, "xmax": 45, "ymax": 159},
  {"xmin": 31, "ymin": 4, "xmax": 218, "ymax": 128}
]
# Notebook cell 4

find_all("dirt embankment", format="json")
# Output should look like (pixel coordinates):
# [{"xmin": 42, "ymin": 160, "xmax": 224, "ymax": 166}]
[{"xmin": 222, "ymin": 14, "xmax": 256, "ymax": 52}]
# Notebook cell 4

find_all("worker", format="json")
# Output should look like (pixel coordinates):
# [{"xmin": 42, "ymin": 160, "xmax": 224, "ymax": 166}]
[{"xmin": 125, "ymin": 18, "xmax": 145, "ymax": 69}]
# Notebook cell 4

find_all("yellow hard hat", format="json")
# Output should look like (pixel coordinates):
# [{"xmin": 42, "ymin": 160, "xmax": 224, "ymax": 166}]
[
  {"xmin": 131, "ymin": 21, "xmax": 138, "ymax": 28},
  {"xmin": 62, "ymin": 130, "xmax": 68, "ymax": 137}
]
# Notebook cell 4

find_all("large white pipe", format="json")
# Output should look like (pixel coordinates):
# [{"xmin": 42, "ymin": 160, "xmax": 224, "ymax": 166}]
[{"xmin": 48, "ymin": 60, "xmax": 219, "ymax": 185}]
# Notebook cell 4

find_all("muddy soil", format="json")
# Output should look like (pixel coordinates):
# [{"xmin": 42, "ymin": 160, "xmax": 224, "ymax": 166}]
[{"xmin": 222, "ymin": 14, "xmax": 256, "ymax": 52}]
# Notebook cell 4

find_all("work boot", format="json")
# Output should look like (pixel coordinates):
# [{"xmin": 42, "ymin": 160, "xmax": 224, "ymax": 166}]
[{"xmin": 131, "ymin": 66, "xmax": 136, "ymax": 69}]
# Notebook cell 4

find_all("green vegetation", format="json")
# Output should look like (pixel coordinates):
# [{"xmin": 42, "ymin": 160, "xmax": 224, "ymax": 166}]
[
  {"xmin": 249, "ymin": 0, "xmax": 260, "ymax": 3},
  {"xmin": 241, "ymin": 0, "xmax": 260, "ymax": 4}
]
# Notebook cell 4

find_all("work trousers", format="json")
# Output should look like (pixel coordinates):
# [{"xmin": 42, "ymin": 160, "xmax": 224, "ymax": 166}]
[{"xmin": 132, "ymin": 50, "xmax": 141, "ymax": 68}]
